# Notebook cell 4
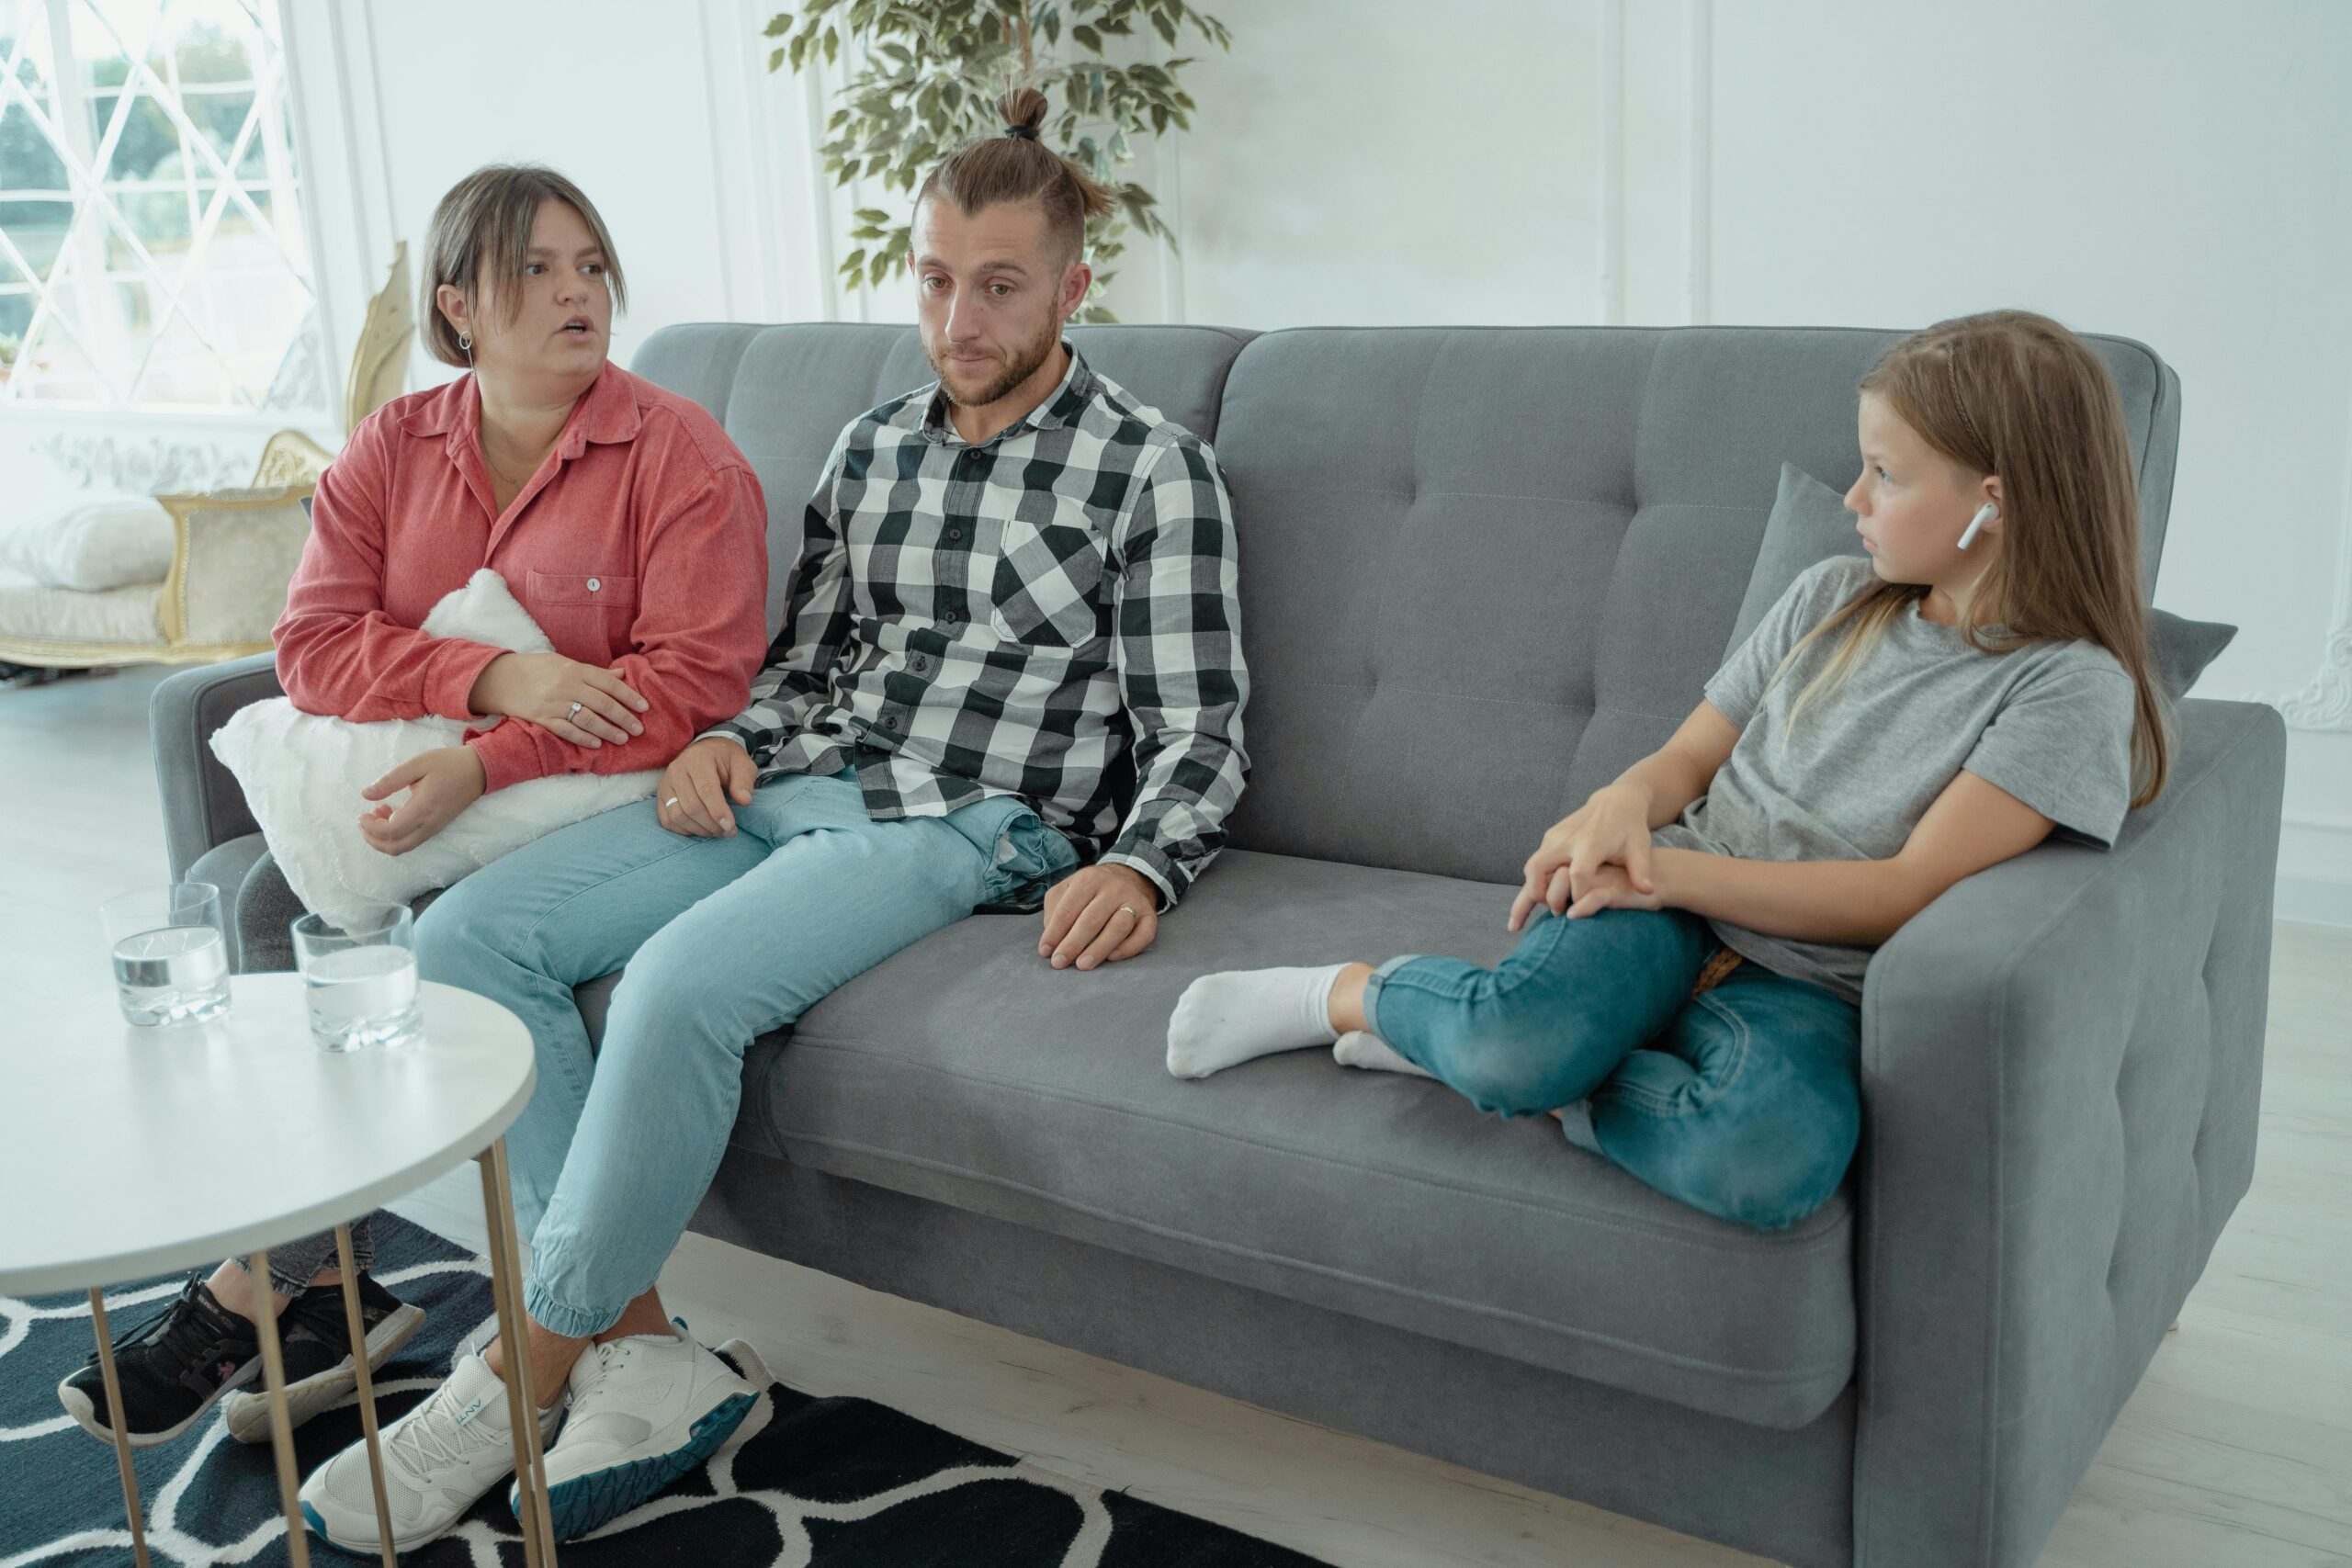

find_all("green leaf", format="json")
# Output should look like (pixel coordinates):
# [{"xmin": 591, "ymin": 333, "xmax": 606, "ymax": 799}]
[
  {"xmin": 854, "ymin": 207, "xmax": 892, "ymax": 223},
  {"xmin": 789, "ymin": 31, "xmax": 809, "ymax": 68},
  {"xmin": 1072, "ymin": 22, "xmax": 1102, "ymax": 51},
  {"xmin": 823, "ymin": 25, "xmax": 839, "ymax": 62},
  {"xmin": 1149, "ymin": 101, "xmax": 1168, "ymax": 133},
  {"xmin": 763, "ymin": 13, "xmax": 793, "ymax": 38},
  {"xmin": 769, "ymin": 46, "xmax": 786, "ymax": 71},
  {"xmin": 841, "ymin": 246, "xmax": 867, "ymax": 273}
]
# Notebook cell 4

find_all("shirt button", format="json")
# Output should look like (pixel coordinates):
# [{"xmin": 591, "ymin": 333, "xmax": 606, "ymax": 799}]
[
  {"xmin": 911, "ymin": 655, "xmax": 931, "ymax": 673},
  {"xmin": 587, "ymin": 578, "xmax": 601, "ymax": 592},
  {"xmin": 943, "ymin": 610, "xmax": 961, "ymax": 626},
  {"xmin": 884, "ymin": 713, "xmax": 902, "ymax": 731},
  {"xmin": 946, "ymin": 526, "xmax": 964, "ymax": 542}
]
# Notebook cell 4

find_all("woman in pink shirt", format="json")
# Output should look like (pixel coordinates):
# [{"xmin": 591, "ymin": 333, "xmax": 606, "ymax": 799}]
[
  {"xmin": 278, "ymin": 164, "xmax": 770, "ymax": 848},
  {"xmin": 62, "ymin": 166, "xmax": 770, "ymax": 1455}
]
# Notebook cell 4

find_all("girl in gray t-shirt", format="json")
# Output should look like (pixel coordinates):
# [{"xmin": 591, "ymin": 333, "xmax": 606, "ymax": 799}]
[{"xmin": 1167, "ymin": 310, "xmax": 2176, "ymax": 1231}]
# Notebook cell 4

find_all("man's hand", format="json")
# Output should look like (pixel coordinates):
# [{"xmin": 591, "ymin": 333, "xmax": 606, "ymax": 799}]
[
  {"xmin": 658, "ymin": 736, "xmax": 757, "ymax": 837},
  {"xmin": 1039, "ymin": 863, "xmax": 1160, "ymax": 971},
  {"xmin": 358, "ymin": 747, "xmax": 487, "ymax": 856}
]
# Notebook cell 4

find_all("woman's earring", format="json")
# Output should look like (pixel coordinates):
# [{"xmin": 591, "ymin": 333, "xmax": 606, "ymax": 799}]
[{"xmin": 458, "ymin": 331, "xmax": 472, "ymax": 353}]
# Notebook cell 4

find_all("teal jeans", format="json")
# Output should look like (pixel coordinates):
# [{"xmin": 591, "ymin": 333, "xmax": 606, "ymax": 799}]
[
  {"xmin": 1364, "ymin": 908, "xmax": 1861, "ymax": 1230},
  {"xmin": 414, "ymin": 768, "xmax": 1077, "ymax": 1337}
]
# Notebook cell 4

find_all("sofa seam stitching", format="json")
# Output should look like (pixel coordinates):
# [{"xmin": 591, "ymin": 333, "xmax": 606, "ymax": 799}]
[
  {"xmin": 773, "ymin": 1035, "xmax": 1849, "ymax": 1256},
  {"xmin": 777, "ymin": 1128, "xmax": 1856, "ymax": 1393}
]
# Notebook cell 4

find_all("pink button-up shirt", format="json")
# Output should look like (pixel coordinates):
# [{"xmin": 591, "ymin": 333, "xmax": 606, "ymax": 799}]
[{"xmin": 275, "ymin": 364, "xmax": 770, "ymax": 794}]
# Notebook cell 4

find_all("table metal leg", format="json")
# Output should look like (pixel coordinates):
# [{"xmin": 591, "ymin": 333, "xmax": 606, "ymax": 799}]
[
  {"xmin": 246, "ymin": 1250, "xmax": 313, "ymax": 1568},
  {"xmin": 479, "ymin": 1139, "xmax": 558, "ymax": 1564},
  {"xmin": 85, "ymin": 1289, "xmax": 152, "ymax": 1568},
  {"xmin": 333, "ymin": 1225, "xmax": 399, "ymax": 1568}
]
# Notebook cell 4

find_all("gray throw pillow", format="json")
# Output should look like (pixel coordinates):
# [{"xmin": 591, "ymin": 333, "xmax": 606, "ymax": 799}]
[{"xmin": 1730, "ymin": 462, "xmax": 2236, "ymax": 701}]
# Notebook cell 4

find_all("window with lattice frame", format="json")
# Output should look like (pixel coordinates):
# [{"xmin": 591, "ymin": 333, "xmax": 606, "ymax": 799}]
[{"xmin": 0, "ymin": 0, "xmax": 325, "ymax": 412}]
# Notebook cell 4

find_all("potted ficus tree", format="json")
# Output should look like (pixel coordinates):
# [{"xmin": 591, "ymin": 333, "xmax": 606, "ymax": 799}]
[{"xmin": 763, "ymin": 0, "xmax": 1229, "ymax": 321}]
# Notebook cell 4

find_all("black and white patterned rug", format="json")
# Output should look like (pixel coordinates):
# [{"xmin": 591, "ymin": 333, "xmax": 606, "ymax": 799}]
[{"xmin": 1, "ymin": 1214, "xmax": 1330, "ymax": 1566}]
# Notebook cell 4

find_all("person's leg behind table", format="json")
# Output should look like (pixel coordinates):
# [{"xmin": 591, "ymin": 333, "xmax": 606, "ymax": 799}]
[
  {"xmin": 514, "ymin": 778, "xmax": 1073, "ymax": 1539},
  {"xmin": 291, "ymin": 795, "xmax": 768, "ymax": 1555},
  {"xmin": 300, "ymin": 771, "xmax": 1072, "ymax": 1550}
]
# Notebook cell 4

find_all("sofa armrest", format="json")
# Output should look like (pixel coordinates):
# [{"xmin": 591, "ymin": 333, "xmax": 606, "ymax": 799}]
[
  {"xmin": 1849, "ymin": 697, "xmax": 2286, "ymax": 1568},
  {"xmin": 152, "ymin": 652, "xmax": 282, "ymax": 882}
]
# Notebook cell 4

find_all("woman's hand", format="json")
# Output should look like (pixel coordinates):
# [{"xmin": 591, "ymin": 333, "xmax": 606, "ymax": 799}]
[
  {"xmin": 469, "ymin": 651, "xmax": 648, "ymax": 748},
  {"xmin": 657, "ymin": 737, "xmax": 757, "ymax": 837},
  {"xmin": 358, "ymin": 747, "xmax": 487, "ymax": 856},
  {"xmin": 1509, "ymin": 784, "xmax": 1659, "ymax": 931}
]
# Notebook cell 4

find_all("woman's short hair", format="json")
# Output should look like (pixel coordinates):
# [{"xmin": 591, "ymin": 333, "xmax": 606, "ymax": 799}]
[{"xmin": 420, "ymin": 164, "xmax": 628, "ymax": 367}]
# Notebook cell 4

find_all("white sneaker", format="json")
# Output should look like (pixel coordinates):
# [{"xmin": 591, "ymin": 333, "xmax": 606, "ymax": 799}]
[
  {"xmin": 523, "ymin": 1327, "xmax": 756, "ymax": 1540},
  {"xmin": 298, "ymin": 1351, "xmax": 562, "ymax": 1555}
]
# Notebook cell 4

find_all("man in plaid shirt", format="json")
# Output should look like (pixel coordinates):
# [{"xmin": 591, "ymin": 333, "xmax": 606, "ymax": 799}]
[
  {"xmin": 320, "ymin": 100, "xmax": 1250, "ymax": 1548},
  {"xmin": 683, "ymin": 309, "xmax": 1248, "ymax": 944}
]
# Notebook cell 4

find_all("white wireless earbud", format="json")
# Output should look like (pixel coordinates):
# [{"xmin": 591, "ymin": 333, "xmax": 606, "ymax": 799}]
[{"xmin": 1957, "ymin": 502, "xmax": 1997, "ymax": 551}]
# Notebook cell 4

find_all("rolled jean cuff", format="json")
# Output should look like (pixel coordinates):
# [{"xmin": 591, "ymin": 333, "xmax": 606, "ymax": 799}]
[
  {"xmin": 1555, "ymin": 1099, "xmax": 1602, "ymax": 1154},
  {"xmin": 1359, "ymin": 953, "xmax": 1427, "ymax": 1042},
  {"xmin": 522, "ymin": 1275, "xmax": 622, "ymax": 1341}
]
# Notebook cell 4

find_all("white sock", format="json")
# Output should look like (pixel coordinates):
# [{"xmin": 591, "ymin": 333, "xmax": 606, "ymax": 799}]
[
  {"xmin": 1333, "ymin": 1030, "xmax": 1433, "ymax": 1078},
  {"xmin": 1167, "ymin": 964, "xmax": 1348, "ymax": 1079}
]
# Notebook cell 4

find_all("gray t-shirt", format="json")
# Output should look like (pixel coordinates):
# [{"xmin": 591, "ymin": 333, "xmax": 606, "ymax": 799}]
[{"xmin": 1655, "ymin": 556, "xmax": 2137, "ymax": 1002}]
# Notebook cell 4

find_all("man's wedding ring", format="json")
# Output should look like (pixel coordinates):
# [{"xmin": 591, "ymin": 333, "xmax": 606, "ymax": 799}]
[
  {"xmin": 1119, "ymin": 906, "xmax": 1138, "ymax": 919},
  {"xmin": 568, "ymin": 700, "xmax": 583, "ymax": 721},
  {"xmin": 664, "ymin": 797, "xmax": 680, "ymax": 808}
]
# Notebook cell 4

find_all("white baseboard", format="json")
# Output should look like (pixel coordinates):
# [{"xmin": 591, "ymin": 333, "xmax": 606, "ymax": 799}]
[{"xmin": 2277, "ymin": 874, "xmax": 2352, "ymax": 929}]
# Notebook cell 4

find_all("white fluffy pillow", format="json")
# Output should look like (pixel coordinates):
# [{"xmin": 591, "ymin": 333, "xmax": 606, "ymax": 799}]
[
  {"xmin": 0, "ymin": 496, "xmax": 175, "ymax": 591},
  {"xmin": 210, "ymin": 570, "xmax": 663, "ymax": 927}
]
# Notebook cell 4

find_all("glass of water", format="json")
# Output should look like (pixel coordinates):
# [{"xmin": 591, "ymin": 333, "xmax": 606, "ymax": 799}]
[
  {"xmin": 291, "ymin": 904, "xmax": 422, "ymax": 1052},
  {"xmin": 104, "ymin": 883, "xmax": 232, "ymax": 1026}
]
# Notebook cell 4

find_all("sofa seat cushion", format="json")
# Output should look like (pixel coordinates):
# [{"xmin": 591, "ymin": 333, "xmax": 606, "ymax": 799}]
[{"xmin": 752, "ymin": 848, "xmax": 1856, "ymax": 1429}]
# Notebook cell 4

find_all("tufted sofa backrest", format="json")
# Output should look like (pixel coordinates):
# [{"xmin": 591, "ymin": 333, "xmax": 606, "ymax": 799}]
[
  {"xmin": 1211, "ymin": 326, "xmax": 2179, "ymax": 884},
  {"xmin": 632, "ymin": 321, "xmax": 2180, "ymax": 886}
]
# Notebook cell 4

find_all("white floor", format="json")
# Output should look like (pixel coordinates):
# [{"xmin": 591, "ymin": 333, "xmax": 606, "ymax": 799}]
[{"xmin": 11, "ymin": 664, "xmax": 2351, "ymax": 1568}]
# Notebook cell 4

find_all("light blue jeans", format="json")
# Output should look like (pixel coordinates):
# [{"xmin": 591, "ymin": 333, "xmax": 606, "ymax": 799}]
[
  {"xmin": 1364, "ymin": 908, "xmax": 1861, "ymax": 1231},
  {"xmin": 414, "ymin": 768, "xmax": 1077, "ymax": 1338}
]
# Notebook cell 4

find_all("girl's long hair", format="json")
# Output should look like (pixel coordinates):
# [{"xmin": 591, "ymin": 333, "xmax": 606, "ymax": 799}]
[{"xmin": 1777, "ymin": 310, "xmax": 2170, "ymax": 807}]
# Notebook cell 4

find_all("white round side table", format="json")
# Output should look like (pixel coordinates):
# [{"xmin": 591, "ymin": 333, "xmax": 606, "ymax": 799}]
[{"xmin": 0, "ymin": 974, "xmax": 560, "ymax": 1567}]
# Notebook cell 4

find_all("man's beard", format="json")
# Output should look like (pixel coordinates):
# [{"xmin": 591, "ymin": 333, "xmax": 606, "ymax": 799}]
[{"xmin": 928, "ymin": 318, "xmax": 1060, "ymax": 408}]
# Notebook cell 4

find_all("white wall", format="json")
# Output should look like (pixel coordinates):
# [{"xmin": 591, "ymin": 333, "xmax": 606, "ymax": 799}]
[
  {"xmin": 8, "ymin": 0, "xmax": 2346, "ymax": 921},
  {"xmin": 1141, "ymin": 0, "xmax": 2352, "ymax": 924}
]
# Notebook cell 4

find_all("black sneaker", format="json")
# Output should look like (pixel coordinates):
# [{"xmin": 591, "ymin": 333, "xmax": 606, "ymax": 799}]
[
  {"xmin": 57, "ymin": 1277, "xmax": 261, "ymax": 1448},
  {"xmin": 223, "ymin": 1272, "xmax": 426, "ymax": 1444}
]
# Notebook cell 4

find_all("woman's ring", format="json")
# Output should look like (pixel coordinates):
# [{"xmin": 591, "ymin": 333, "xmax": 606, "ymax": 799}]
[{"xmin": 569, "ymin": 700, "xmax": 583, "ymax": 721}]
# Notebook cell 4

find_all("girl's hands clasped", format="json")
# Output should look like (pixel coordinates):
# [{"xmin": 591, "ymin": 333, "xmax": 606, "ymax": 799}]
[
  {"xmin": 469, "ymin": 650, "xmax": 648, "ymax": 748},
  {"xmin": 1509, "ymin": 784, "xmax": 1662, "ymax": 931}
]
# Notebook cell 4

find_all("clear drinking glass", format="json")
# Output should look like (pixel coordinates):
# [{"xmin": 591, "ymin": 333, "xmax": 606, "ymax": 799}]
[
  {"xmin": 291, "ymin": 904, "xmax": 421, "ymax": 1052},
  {"xmin": 104, "ymin": 883, "xmax": 231, "ymax": 1026}
]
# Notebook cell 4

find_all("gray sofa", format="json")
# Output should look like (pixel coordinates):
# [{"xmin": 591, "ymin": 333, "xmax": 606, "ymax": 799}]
[{"xmin": 152, "ymin": 322, "xmax": 2288, "ymax": 1568}]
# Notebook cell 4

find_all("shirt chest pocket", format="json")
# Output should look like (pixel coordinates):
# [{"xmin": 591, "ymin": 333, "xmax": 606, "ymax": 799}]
[
  {"xmin": 989, "ymin": 507, "xmax": 1109, "ymax": 650},
  {"xmin": 524, "ymin": 570, "xmax": 639, "ymax": 653}
]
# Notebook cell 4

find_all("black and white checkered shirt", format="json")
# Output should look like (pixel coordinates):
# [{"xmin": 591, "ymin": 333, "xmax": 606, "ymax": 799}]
[{"xmin": 700, "ymin": 346, "xmax": 1249, "ymax": 908}]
